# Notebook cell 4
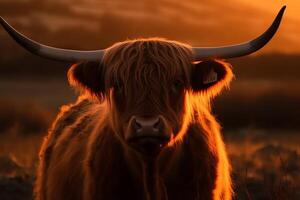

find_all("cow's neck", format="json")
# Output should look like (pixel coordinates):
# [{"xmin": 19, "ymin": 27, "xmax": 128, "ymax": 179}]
[
  {"xmin": 142, "ymin": 158, "xmax": 166, "ymax": 200},
  {"xmin": 122, "ymin": 145, "xmax": 167, "ymax": 200}
]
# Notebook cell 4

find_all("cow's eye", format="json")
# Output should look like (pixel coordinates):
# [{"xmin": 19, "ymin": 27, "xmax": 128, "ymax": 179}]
[{"xmin": 171, "ymin": 80, "xmax": 184, "ymax": 93}]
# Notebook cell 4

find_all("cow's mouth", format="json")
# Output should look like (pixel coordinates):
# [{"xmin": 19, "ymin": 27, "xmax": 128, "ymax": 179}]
[{"xmin": 127, "ymin": 135, "xmax": 170, "ymax": 156}]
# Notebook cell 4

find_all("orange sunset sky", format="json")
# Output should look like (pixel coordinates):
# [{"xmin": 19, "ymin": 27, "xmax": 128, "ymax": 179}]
[
  {"xmin": 0, "ymin": 0, "xmax": 299, "ymax": 55},
  {"xmin": 227, "ymin": 0, "xmax": 299, "ymax": 54}
]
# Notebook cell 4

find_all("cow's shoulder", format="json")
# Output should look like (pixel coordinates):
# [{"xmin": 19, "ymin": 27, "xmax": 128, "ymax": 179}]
[
  {"xmin": 52, "ymin": 95, "xmax": 104, "ymax": 130},
  {"xmin": 39, "ymin": 95, "xmax": 105, "ymax": 174}
]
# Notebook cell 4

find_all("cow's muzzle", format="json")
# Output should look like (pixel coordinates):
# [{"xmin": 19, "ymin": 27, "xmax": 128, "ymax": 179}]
[{"xmin": 126, "ymin": 116, "xmax": 171, "ymax": 157}]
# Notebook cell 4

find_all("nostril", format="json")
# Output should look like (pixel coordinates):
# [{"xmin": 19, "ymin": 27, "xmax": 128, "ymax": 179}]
[
  {"xmin": 134, "ymin": 119, "xmax": 142, "ymax": 131},
  {"xmin": 153, "ymin": 118, "xmax": 161, "ymax": 130}
]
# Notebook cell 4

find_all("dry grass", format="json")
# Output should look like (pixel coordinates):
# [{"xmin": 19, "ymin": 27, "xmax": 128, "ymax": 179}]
[{"xmin": 227, "ymin": 130, "xmax": 300, "ymax": 200}]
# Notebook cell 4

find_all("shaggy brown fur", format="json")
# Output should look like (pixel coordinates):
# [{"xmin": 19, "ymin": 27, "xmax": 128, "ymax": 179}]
[{"xmin": 35, "ymin": 38, "xmax": 233, "ymax": 200}]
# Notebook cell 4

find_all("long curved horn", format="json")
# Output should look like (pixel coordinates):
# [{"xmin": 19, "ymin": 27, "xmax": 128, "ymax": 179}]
[
  {"xmin": 192, "ymin": 6, "xmax": 286, "ymax": 60},
  {"xmin": 0, "ymin": 17, "xmax": 104, "ymax": 62}
]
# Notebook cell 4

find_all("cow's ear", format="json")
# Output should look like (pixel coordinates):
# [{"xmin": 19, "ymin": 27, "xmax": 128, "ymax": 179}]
[
  {"xmin": 68, "ymin": 61, "xmax": 105, "ymax": 98},
  {"xmin": 191, "ymin": 60, "xmax": 233, "ymax": 96}
]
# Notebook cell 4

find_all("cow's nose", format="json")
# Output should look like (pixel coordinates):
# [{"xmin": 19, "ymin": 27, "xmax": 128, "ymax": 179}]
[
  {"xmin": 128, "ymin": 116, "xmax": 170, "ymax": 157},
  {"xmin": 133, "ymin": 116, "xmax": 161, "ymax": 133}
]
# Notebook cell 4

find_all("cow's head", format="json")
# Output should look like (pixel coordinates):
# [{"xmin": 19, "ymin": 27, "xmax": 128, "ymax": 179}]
[
  {"xmin": 0, "ymin": 6, "xmax": 285, "ymax": 157},
  {"xmin": 68, "ymin": 39, "xmax": 233, "ymax": 156}
]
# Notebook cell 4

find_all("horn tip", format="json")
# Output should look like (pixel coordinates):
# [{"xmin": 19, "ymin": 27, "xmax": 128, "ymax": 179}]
[
  {"xmin": 275, "ymin": 6, "xmax": 286, "ymax": 24},
  {"xmin": 280, "ymin": 5, "xmax": 287, "ymax": 14},
  {"xmin": 0, "ymin": 16, "xmax": 8, "ymax": 27},
  {"xmin": 0, "ymin": 16, "xmax": 4, "ymax": 23}
]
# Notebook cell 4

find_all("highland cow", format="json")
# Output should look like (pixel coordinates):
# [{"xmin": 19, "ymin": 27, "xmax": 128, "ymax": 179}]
[{"xmin": 0, "ymin": 6, "xmax": 285, "ymax": 200}]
